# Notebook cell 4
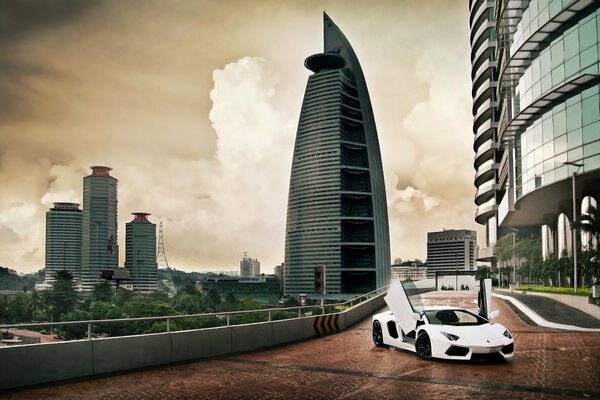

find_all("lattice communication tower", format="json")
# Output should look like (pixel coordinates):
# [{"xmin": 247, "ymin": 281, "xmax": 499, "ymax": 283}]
[{"xmin": 157, "ymin": 221, "xmax": 170, "ymax": 269}]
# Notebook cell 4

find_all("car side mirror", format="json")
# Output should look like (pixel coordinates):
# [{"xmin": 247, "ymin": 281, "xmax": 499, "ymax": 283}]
[
  {"xmin": 410, "ymin": 312, "xmax": 420, "ymax": 321},
  {"xmin": 489, "ymin": 310, "xmax": 500, "ymax": 320}
]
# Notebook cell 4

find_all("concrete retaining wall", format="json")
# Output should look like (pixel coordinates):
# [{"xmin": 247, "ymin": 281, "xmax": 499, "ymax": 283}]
[
  {"xmin": 0, "ymin": 293, "xmax": 386, "ymax": 391},
  {"xmin": 0, "ymin": 340, "xmax": 93, "ymax": 390}
]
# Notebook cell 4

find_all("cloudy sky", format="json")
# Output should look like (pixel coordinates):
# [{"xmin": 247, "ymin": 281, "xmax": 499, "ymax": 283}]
[{"xmin": 0, "ymin": 0, "xmax": 479, "ymax": 274}]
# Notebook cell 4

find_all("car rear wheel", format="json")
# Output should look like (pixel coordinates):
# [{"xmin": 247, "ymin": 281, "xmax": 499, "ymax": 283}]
[
  {"xmin": 372, "ymin": 320, "xmax": 384, "ymax": 347},
  {"xmin": 416, "ymin": 332, "xmax": 432, "ymax": 359}
]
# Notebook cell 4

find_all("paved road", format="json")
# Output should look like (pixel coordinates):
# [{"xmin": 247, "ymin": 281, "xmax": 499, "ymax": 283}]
[
  {"xmin": 3, "ymin": 291, "xmax": 600, "ymax": 400},
  {"xmin": 496, "ymin": 291, "xmax": 600, "ymax": 328}
]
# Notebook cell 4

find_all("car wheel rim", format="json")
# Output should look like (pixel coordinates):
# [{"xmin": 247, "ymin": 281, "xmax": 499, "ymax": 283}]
[
  {"xmin": 416, "ymin": 334, "xmax": 431, "ymax": 359},
  {"xmin": 372, "ymin": 322, "xmax": 383, "ymax": 346}
]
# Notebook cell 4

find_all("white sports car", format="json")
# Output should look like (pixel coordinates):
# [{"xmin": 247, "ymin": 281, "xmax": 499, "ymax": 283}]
[{"xmin": 372, "ymin": 279, "xmax": 514, "ymax": 361}]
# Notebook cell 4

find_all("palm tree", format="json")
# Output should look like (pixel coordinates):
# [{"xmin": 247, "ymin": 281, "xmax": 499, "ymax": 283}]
[{"xmin": 27, "ymin": 289, "xmax": 42, "ymax": 321}]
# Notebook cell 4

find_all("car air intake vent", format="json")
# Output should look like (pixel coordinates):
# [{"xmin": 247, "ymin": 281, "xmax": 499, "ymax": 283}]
[
  {"xmin": 445, "ymin": 346, "xmax": 469, "ymax": 357},
  {"xmin": 501, "ymin": 343, "xmax": 514, "ymax": 354}
]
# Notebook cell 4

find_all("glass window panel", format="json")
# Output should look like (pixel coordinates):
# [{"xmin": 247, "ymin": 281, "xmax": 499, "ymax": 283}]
[
  {"xmin": 539, "ymin": 3, "xmax": 550, "ymax": 22},
  {"xmin": 533, "ymin": 123, "xmax": 543, "ymax": 147},
  {"xmin": 582, "ymin": 94, "xmax": 600, "ymax": 126},
  {"xmin": 551, "ymin": 65, "xmax": 564, "ymax": 85},
  {"xmin": 530, "ymin": 0, "xmax": 539, "ymax": 16},
  {"xmin": 543, "ymin": 116, "xmax": 553, "ymax": 143},
  {"xmin": 566, "ymin": 103, "xmax": 582, "ymax": 131},
  {"xmin": 584, "ymin": 139, "xmax": 600, "ymax": 157},
  {"xmin": 541, "ymin": 73, "xmax": 552, "ymax": 94},
  {"xmin": 551, "ymin": 40, "xmax": 564, "ymax": 69},
  {"xmin": 568, "ymin": 128, "xmax": 583, "ymax": 148},
  {"xmin": 535, "ymin": 147, "xmax": 543, "ymax": 165},
  {"xmin": 540, "ymin": 49, "xmax": 552, "ymax": 76},
  {"xmin": 584, "ymin": 154, "xmax": 600, "ymax": 171},
  {"xmin": 531, "ymin": 59, "xmax": 541, "ymax": 82},
  {"xmin": 555, "ymin": 134, "xmax": 568, "ymax": 154},
  {"xmin": 543, "ymin": 170, "xmax": 555, "ymax": 186},
  {"xmin": 583, "ymin": 121, "xmax": 600, "ymax": 143},
  {"xmin": 579, "ymin": 45, "xmax": 598, "ymax": 69},
  {"xmin": 548, "ymin": 0, "xmax": 562, "ymax": 17},
  {"xmin": 564, "ymin": 56, "xmax": 580, "ymax": 78},
  {"xmin": 532, "ymin": 82, "xmax": 541, "ymax": 100},
  {"xmin": 568, "ymin": 146, "xmax": 583, "ymax": 162},
  {"xmin": 524, "ymin": 68, "xmax": 532, "ymax": 89},
  {"xmin": 564, "ymin": 30, "xmax": 580, "ymax": 60},
  {"xmin": 555, "ymin": 164, "xmax": 568, "ymax": 180},
  {"xmin": 566, "ymin": 93, "xmax": 581, "ymax": 107},
  {"xmin": 543, "ymin": 141, "xmax": 554, "ymax": 160},
  {"xmin": 527, "ymin": 130, "xmax": 534, "ymax": 150},
  {"xmin": 554, "ymin": 109, "xmax": 567, "ymax": 136},
  {"xmin": 581, "ymin": 84, "xmax": 599, "ymax": 100},
  {"xmin": 579, "ymin": 19, "xmax": 597, "ymax": 51}
]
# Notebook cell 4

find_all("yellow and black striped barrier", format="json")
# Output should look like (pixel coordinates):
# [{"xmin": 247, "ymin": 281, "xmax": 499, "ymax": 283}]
[{"xmin": 313, "ymin": 314, "xmax": 340, "ymax": 335}]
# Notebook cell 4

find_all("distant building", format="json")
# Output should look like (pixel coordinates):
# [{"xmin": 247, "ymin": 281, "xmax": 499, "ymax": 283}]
[
  {"xmin": 240, "ymin": 252, "xmax": 260, "ymax": 277},
  {"xmin": 426, "ymin": 230, "xmax": 477, "ymax": 278},
  {"xmin": 274, "ymin": 263, "xmax": 285, "ymax": 292},
  {"xmin": 124, "ymin": 213, "xmax": 158, "ymax": 292},
  {"xmin": 391, "ymin": 260, "xmax": 427, "ymax": 281},
  {"xmin": 196, "ymin": 275, "xmax": 279, "ymax": 305},
  {"xmin": 44, "ymin": 202, "xmax": 82, "ymax": 283},
  {"xmin": 81, "ymin": 166, "xmax": 119, "ymax": 291}
]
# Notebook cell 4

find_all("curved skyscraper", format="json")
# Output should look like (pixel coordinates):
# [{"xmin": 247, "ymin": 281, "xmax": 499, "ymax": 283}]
[
  {"xmin": 470, "ymin": 0, "xmax": 600, "ymax": 280},
  {"xmin": 284, "ymin": 13, "xmax": 390, "ymax": 295}
]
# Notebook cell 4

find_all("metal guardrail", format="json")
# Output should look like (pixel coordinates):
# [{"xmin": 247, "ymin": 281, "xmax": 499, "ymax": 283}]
[{"xmin": 0, "ymin": 285, "xmax": 389, "ymax": 343}]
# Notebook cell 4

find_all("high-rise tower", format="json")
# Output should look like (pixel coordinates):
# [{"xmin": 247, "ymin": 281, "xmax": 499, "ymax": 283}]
[
  {"xmin": 470, "ymin": 0, "xmax": 600, "ymax": 272},
  {"xmin": 44, "ymin": 202, "xmax": 82, "ymax": 283},
  {"xmin": 81, "ymin": 166, "xmax": 119, "ymax": 291},
  {"xmin": 124, "ymin": 212, "xmax": 158, "ymax": 292},
  {"xmin": 284, "ymin": 13, "xmax": 391, "ymax": 295}
]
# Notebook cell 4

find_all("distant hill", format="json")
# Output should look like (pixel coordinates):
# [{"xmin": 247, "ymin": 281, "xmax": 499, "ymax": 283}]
[{"xmin": 0, "ymin": 267, "xmax": 43, "ymax": 292}]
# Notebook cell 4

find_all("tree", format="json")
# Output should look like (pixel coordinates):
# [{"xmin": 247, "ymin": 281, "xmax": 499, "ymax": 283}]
[
  {"xmin": 92, "ymin": 282, "xmax": 114, "ymax": 303},
  {"xmin": 206, "ymin": 289, "xmax": 221, "ymax": 312},
  {"xmin": 27, "ymin": 289, "xmax": 44, "ymax": 321},
  {"xmin": 45, "ymin": 270, "xmax": 79, "ymax": 321},
  {"xmin": 475, "ymin": 266, "xmax": 491, "ymax": 281}
]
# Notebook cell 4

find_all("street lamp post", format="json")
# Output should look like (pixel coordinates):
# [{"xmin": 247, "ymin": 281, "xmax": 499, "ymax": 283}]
[{"xmin": 563, "ymin": 161, "xmax": 584, "ymax": 292}]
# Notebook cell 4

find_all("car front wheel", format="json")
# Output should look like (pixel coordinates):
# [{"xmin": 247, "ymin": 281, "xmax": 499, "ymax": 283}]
[
  {"xmin": 372, "ymin": 320, "xmax": 384, "ymax": 347},
  {"xmin": 415, "ymin": 331, "xmax": 432, "ymax": 359}
]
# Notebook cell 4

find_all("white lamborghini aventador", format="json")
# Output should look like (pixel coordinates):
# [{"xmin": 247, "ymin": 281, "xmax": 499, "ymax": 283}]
[{"xmin": 372, "ymin": 279, "xmax": 514, "ymax": 361}]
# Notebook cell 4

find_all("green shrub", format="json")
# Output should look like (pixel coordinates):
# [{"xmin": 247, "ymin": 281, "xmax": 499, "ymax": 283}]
[{"xmin": 519, "ymin": 285, "xmax": 591, "ymax": 297}]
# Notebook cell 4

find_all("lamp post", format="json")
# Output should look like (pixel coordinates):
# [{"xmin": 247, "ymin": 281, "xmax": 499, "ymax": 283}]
[
  {"xmin": 563, "ymin": 161, "xmax": 584, "ymax": 292},
  {"xmin": 508, "ymin": 228, "xmax": 519, "ymax": 285}
]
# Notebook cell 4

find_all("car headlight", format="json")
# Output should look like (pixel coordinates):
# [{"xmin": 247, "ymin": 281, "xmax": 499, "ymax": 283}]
[
  {"xmin": 441, "ymin": 332, "xmax": 459, "ymax": 341},
  {"xmin": 503, "ymin": 330, "xmax": 512, "ymax": 339}
]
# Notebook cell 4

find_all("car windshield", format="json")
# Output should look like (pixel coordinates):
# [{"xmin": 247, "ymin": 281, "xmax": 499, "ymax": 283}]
[{"xmin": 424, "ymin": 309, "xmax": 489, "ymax": 326}]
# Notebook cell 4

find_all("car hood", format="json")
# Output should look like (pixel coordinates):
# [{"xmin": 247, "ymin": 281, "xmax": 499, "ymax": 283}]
[{"xmin": 430, "ymin": 323, "xmax": 509, "ymax": 344}]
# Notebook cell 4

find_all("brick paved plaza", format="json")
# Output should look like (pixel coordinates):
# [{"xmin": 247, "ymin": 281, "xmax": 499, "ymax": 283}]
[{"xmin": 3, "ymin": 292, "xmax": 599, "ymax": 399}]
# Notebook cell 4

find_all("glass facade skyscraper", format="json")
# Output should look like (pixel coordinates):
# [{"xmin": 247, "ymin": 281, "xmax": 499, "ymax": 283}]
[
  {"xmin": 81, "ymin": 166, "xmax": 119, "ymax": 291},
  {"xmin": 470, "ymin": 0, "xmax": 599, "ymax": 265},
  {"xmin": 284, "ymin": 13, "xmax": 390, "ymax": 295},
  {"xmin": 124, "ymin": 212, "xmax": 157, "ymax": 292},
  {"xmin": 44, "ymin": 202, "xmax": 82, "ymax": 283}
]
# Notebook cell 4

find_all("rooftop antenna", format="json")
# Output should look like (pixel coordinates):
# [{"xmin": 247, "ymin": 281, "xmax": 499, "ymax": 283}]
[{"xmin": 157, "ymin": 221, "xmax": 170, "ymax": 269}]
